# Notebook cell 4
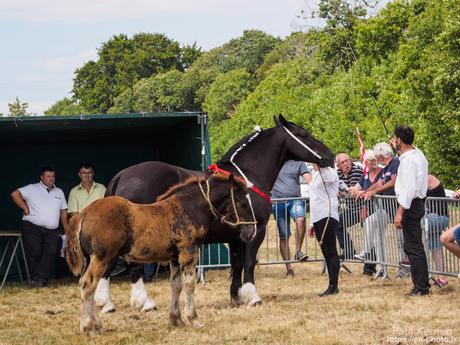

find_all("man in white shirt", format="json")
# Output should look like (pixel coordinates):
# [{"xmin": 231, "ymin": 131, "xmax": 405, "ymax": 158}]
[
  {"xmin": 11, "ymin": 167, "xmax": 69, "ymax": 287},
  {"xmin": 392, "ymin": 126, "xmax": 429, "ymax": 296}
]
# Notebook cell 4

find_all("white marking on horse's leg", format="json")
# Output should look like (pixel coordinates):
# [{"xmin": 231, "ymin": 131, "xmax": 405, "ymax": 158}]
[
  {"xmin": 94, "ymin": 278, "xmax": 115, "ymax": 313},
  {"xmin": 80, "ymin": 283, "xmax": 94, "ymax": 335},
  {"xmin": 79, "ymin": 262, "xmax": 104, "ymax": 336},
  {"xmin": 183, "ymin": 266, "xmax": 203, "ymax": 328},
  {"xmin": 130, "ymin": 278, "xmax": 157, "ymax": 312},
  {"xmin": 169, "ymin": 261, "xmax": 185, "ymax": 327},
  {"xmin": 237, "ymin": 283, "xmax": 261, "ymax": 306}
]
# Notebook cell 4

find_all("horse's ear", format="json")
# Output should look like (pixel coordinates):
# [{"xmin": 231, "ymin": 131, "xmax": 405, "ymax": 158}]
[
  {"xmin": 273, "ymin": 115, "xmax": 281, "ymax": 126},
  {"xmin": 278, "ymin": 114, "xmax": 290, "ymax": 127},
  {"xmin": 228, "ymin": 174, "xmax": 246, "ymax": 190}
]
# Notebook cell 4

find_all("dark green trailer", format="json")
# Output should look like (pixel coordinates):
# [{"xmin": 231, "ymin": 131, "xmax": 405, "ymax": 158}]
[{"xmin": 0, "ymin": 112, "xmax": 224, "ymax": 282}]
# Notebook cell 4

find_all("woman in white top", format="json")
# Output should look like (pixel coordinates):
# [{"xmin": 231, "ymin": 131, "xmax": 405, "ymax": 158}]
[{"xmin": 308, "ymin": 164, "xmax": 340, "ymax": 296}]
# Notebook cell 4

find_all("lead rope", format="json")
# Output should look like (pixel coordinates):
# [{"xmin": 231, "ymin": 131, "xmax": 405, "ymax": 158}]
[{"xmin": 198, "ymin": 180, "xmax": 219, "ymax": 219}]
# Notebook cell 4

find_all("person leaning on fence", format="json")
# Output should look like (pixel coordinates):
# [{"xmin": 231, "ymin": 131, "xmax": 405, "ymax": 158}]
[
  {"xmin": 392, "ymin": 125, "xmax": 430, "ymax": 296},
  {"xmin": 422, "ymin": 174, "xmax": 449, "ymax": 287},
  {"xmin": 440, "ymin": 189, "xmax": 460, "ymax": 261},
  {"xmin": 349, "ymin": 149, "xmax": 386, "ymax": 276},
  {"xmin": 365, "ymin": 142, "xmax": 410, "ymax": 278},
  {"xmin": 271, "ymin": 160, "xmax": 311, "ymax": 277},
  {"xmin": 10, "ymin": 166, "xmax": 69, "ymax": 288},
  {"xmin": 335, "ymin": 153, "xmax": 363, "ymax": 260},
  {"xmin": 307, "ymin": 163, "xmax": 340, "ymax": 296},
  {"xmin": 440, "ymin": 223, "xmax": 460, "ymax": 260},
  {"xmin": 452, "ymin": 188, "xmax": 460, "ymax": 199}
]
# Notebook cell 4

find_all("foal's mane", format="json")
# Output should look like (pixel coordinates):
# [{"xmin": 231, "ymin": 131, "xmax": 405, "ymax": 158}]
[{"xmin": 156, "ymin": 173, "xmax": 230, "ymax": 202}]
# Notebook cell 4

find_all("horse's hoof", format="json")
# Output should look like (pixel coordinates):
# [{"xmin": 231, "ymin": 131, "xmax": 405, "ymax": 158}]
[
  {"xmin": 191, "ymin": 319, "xmax": 204, "ymax": 328},
  {"xmin": 81, "ymin": 323, "xmax": 101, "ymax": 337},
  {"xmin": 141, "ymin": 298, "xmax": 157, "ymax": 312},
  {"xmin": 230, "ymin": 297, "xmax": 240, "ymax": 306},
  {"xmin": 249, "ymin": 299, "xmax": 262, "ymax": 307},
  {"xmin": 100, "ymin": 302, "xmax": 115, "ymax": 314},
  {"xmin": 170, "ymin": 317, "xmax": 186, "ymax": 327},
  {"xmin": 237, "ymin": 283, "xmax": 262, "ymax": 306}
]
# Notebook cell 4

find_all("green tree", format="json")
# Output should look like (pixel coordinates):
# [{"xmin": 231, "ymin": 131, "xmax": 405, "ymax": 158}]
[
  {"xmin": 8, "ymin": 97, "xmax": 29, "ymax": 116},
  {"xmin": 72, "ymin": 33, "xmax": 200, "ymax": 114},
  {"xmin": 109, "ymin": 69, "xmax": 194, "ymax": 113},
  {"xmin": 203, "ymin": 68, "xmax": 254, "ymax": 124},
  {"xmin": 44, "ymin": 98, "xmax": 86, "ymax": 116}
]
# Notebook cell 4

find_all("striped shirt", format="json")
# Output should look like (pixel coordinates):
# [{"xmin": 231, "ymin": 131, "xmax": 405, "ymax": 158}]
[{"xmin": 337, "ymin": 164, "xmax": 363, "ymax": 188}]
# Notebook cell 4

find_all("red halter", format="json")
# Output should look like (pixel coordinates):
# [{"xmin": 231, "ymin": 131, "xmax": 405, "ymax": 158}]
[{"xmin": 207, "ymin": 164, "xmax": 271, "ymax": 204}]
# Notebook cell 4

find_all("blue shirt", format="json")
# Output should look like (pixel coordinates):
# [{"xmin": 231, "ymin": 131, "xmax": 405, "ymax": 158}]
[
  {"xmin": 380, "ymin": 157, "xmax": 400, "ymax": 195},
  {"xmin": 358, "ymin": 169, "xmax": 384, "ymax": 190},
  {"xmin": 271, "ymin": 160, "xmax": 310, "ymax": 198}
]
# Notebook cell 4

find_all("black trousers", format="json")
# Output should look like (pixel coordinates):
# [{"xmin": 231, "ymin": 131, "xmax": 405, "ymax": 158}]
[
  {"xmin": 22, "ymin": 221, "xmax": 59, "ymax": 283},
  {"xmin": 314, "ymin": 218, "xmax": 339, "ymax": 288},
  {"xmin": 401, "ymin": 198, "xmax": 430, "ymax": 291}
]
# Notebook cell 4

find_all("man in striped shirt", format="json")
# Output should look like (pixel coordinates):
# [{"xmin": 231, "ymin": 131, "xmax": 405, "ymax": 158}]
[{"xmin": 336, "ymin": 153, "xmax": 363, "ymax": 259}]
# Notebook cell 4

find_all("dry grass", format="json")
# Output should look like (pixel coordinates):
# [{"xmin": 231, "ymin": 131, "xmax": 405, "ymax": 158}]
[{"xmin": 1, "ymin": 261, "xmax": 459, "ymax": 345}]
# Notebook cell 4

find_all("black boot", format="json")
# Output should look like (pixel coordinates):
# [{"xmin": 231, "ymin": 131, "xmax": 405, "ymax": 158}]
[{"xmin": 318, "ymin": 285, "xmax": 339, "ymax": 297}]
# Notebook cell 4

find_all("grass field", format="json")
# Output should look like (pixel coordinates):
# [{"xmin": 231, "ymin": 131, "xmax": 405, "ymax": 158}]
[{"xmin": 1, "ymin": 260, "xmax": 458, "ymax": 345}]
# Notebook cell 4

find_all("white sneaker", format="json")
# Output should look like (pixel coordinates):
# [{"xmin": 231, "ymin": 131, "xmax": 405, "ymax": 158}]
[{"xmin": 354, "ymin": 252, "xmax": 365, "ymax": 261}]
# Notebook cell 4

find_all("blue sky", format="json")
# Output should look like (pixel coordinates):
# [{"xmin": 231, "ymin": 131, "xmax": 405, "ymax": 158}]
[{"xmin": 0, "ymin": 0, "xmax": 387, "ymax": 115}]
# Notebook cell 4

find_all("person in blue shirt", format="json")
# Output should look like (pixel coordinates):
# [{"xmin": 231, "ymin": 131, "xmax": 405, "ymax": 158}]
[{"xmin": 271, "ymin": 160, "xmax": 311, "ymax": 277}]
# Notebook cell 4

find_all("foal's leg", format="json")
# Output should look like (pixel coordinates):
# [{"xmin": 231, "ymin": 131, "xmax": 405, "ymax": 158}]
[
  {"xmin": 79, "ymin": 256, "xmax": 108, "ymax": 336},
  {"xmin": 169, "ymin": 259, "xmax": 185, "ymax": 327},
  {"xmin": 129, "ymin": 263, "xmax": 157, "ymax": 312},
  {"xmin": 180, "ymin": 251, "xmax": 202, "ymax": 328}
]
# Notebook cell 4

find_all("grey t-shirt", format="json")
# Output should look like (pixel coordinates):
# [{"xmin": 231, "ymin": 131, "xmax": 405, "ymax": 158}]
[{"xmin": 271, "ymin": 160, "xmax": 310, "ymax": 198}]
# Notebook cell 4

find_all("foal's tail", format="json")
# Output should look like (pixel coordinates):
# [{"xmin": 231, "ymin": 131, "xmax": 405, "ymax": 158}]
[{"xmin": 66, "ymin": 213, "xmax": 86, "ymax": 276}]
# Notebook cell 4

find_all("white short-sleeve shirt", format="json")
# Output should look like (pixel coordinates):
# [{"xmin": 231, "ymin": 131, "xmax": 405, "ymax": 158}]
[
  {"xmin": 18, "ymin": 182, "xmax": 68, "ymax": 230},
  {"xmin": 309, "ymin": 167, "xmax": 340, "ymax": 224}
]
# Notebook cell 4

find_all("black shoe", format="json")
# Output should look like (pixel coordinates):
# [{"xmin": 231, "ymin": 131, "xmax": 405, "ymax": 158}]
[
  {"xmin": 318, "ymin": 286, "xmax": 339, "ymax": 297},
  {"xmin": 31, "ymin": 280, "xmax": 46, "ymax": 288},
  {"xmin": 407, "ymin": 287, "xmax": 429, "ymax": 296}
]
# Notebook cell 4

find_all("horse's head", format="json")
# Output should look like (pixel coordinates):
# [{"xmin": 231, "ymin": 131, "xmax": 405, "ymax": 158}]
[
  {"xmin": 209, "ymin": 173, "xmax": 258, "ymax": 243},
  {"xmin": 274, "ymin": 114, "xmax": 334, "ymax": 168}
]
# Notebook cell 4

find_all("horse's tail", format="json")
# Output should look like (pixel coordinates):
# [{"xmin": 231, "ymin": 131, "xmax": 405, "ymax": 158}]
[
  {"xmin": 66, "ymin": 213, "xmax": 86, "ymax": 276},
  {"xmin": 105, "ymin": 173, "xmax": 121, "ymax": 197}
]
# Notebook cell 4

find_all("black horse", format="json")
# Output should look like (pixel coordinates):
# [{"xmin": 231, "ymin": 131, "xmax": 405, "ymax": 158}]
[{"xmin": 94, "ymin": 114, "xmax": 334, "ymax": 312}]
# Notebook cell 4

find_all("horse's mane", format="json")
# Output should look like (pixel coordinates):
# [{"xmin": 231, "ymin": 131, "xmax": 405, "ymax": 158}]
[
  {"xmin": 217, "ymin": 127, "xmax": 273, "ymax": 164},
  {"xmin": 156, "ymin": 176, "xmax": 203, "ymax": 201},
  {"xmin": 156, "ymin": 173, "xmax": 230, "ymax": 202}
]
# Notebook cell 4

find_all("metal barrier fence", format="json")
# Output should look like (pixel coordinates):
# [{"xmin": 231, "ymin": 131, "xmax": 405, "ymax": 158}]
[{"xmin": 197, "ymin": 195, "xmax": 460, "ymax": 281}]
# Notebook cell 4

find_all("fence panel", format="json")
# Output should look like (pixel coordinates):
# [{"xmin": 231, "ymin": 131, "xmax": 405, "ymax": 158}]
[{"xmin": 197, "ymin": 195, "xmax": 460, "ymax": 280}]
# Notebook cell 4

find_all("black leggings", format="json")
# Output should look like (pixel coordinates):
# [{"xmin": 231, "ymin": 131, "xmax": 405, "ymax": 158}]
[{"xmin": 314, "ymin": 218, "xmax": 339, "ymax": 288}]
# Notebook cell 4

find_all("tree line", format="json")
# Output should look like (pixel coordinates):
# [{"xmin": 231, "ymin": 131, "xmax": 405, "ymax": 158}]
[{"xmin": 6, "ymin": 0, "xmax": 460, "ymax": 188}]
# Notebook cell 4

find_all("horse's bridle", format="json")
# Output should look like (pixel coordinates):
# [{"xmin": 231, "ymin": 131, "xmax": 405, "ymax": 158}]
[{"xmin": 197, "ymin": 179, "xmax": 257, "ymax": 229}]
